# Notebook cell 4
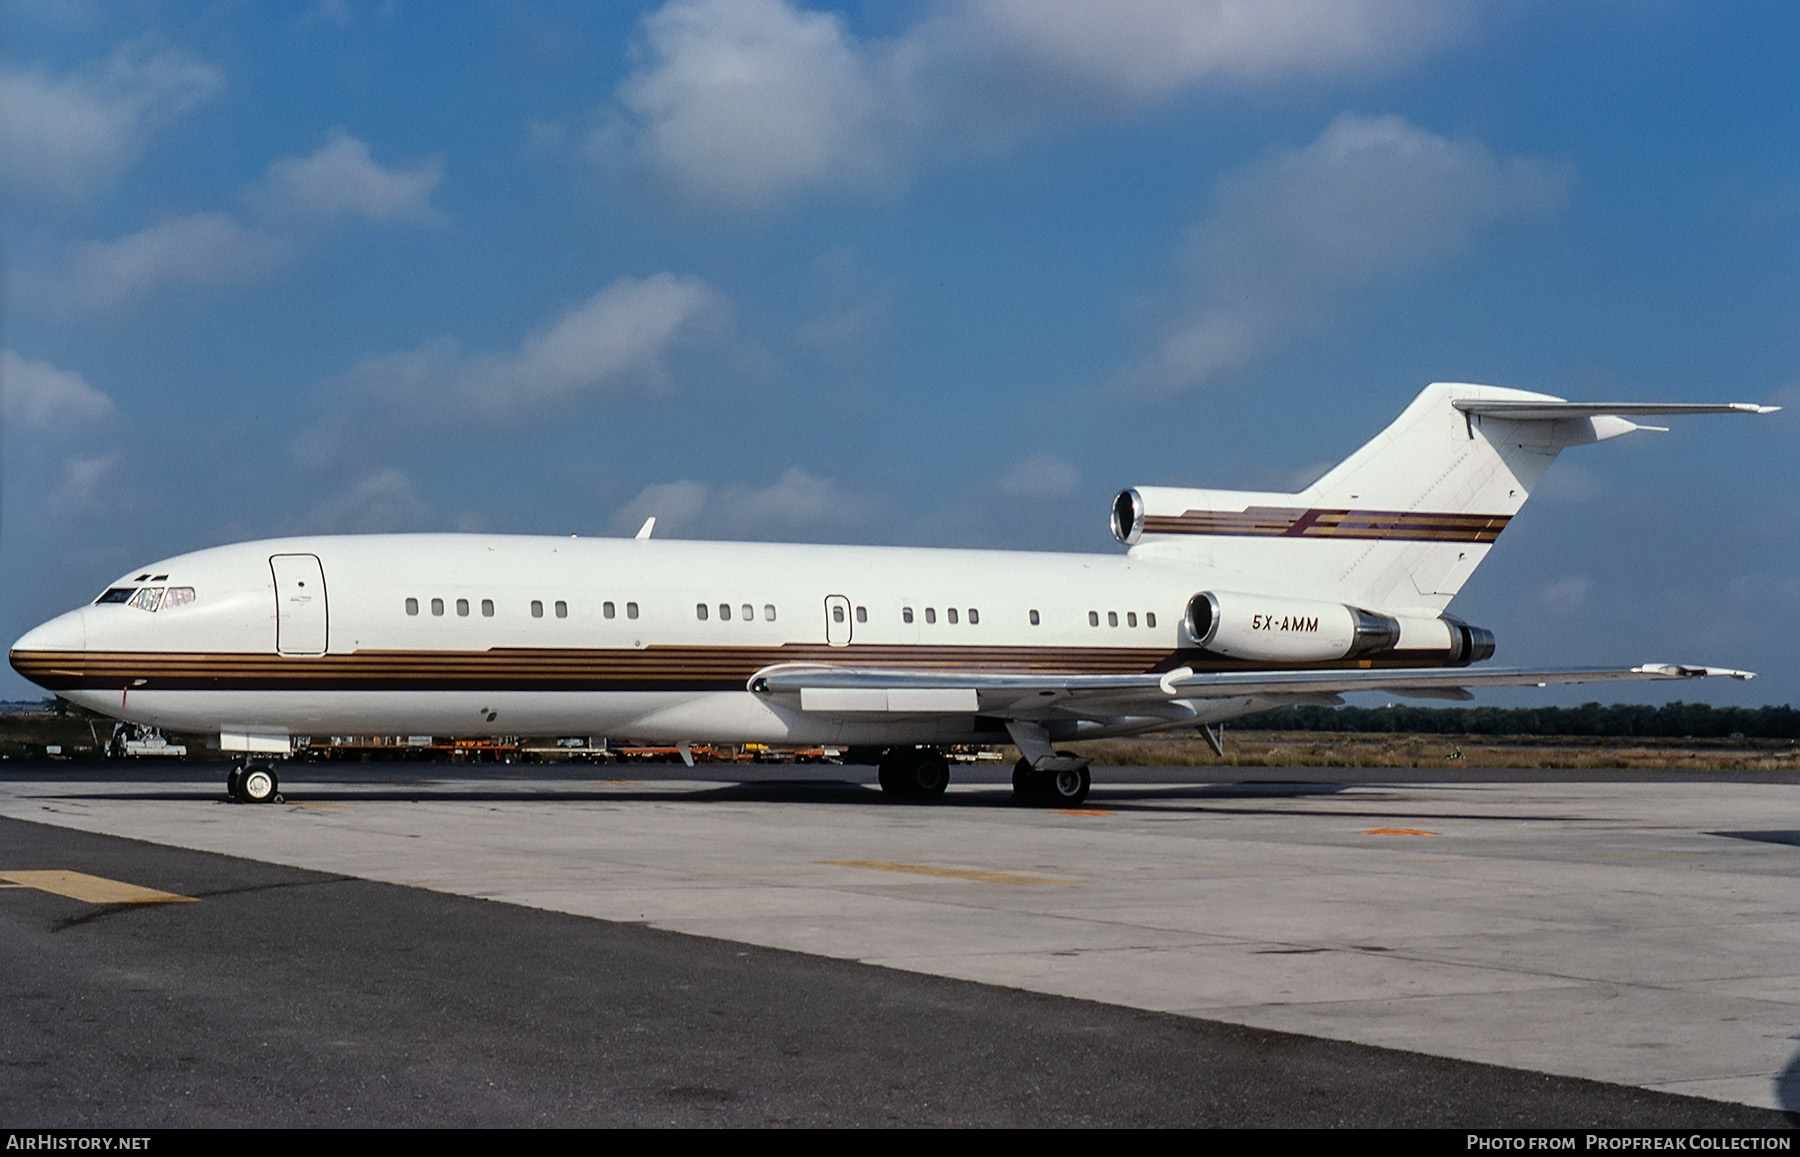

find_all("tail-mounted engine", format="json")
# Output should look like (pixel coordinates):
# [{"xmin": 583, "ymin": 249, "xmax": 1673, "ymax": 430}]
[
  {"xmin": 1183, "ymin": 591, "xmax": 1495, "ymax": 666},
  {"xmin": 1184, "ymin": 591, "xmax": 1398, "ymax": 662}
]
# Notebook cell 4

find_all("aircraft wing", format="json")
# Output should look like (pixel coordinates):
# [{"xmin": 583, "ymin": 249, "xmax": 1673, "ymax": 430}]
[{"xmin": 748, "ymin": 662, "xmax": 1753, "ymax": 722}]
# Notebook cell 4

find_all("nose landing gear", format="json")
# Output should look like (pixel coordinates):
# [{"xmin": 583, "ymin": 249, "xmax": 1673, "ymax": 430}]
[{"xmin": 225, "ymin": 763, "xmax": 283, "ymax": 804}]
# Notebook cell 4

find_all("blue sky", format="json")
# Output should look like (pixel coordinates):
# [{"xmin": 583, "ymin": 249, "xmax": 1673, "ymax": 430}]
[{"xmin": 3, "ymin": 1, "xmax": 1796, "ymax": 708}]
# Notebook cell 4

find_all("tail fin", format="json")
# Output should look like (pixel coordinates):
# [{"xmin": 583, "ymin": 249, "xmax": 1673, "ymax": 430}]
[{"xmin": 1116, "ymin": 382, "xmax": 1776, "ymax": 615}]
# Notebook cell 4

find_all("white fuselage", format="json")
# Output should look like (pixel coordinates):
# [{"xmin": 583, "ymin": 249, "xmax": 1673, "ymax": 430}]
[{"xmin": 14, "ymin": 533, "xmax": 1300, "ymax": 747}]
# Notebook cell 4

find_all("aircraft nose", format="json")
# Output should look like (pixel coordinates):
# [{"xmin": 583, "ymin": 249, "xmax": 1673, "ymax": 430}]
[{"xmin": 10, "ymin": 608, "xmax": 86, "ymax": 670}]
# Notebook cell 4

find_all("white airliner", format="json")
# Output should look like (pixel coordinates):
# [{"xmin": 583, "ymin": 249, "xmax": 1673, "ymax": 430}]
[{"xmin": 9, "ymin": 383, "xmax": 1777, "ymax": 806}]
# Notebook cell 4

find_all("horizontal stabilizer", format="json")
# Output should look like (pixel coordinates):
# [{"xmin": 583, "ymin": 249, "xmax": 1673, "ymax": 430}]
[{"xmin": 1453, "ymin": 400, "xmax": 1779, "ymax": 420}]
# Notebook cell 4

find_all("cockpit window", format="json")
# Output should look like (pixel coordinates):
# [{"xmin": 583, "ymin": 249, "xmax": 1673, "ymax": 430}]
[{"xmin": 96, "ymin": 584, "xmax": 194, "ymax": 609}]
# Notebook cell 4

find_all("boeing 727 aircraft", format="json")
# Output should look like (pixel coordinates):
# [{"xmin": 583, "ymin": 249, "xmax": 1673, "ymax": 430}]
[{"xmin": 9, "ymin": 383, "xmax": 1777, "ymax": 806}]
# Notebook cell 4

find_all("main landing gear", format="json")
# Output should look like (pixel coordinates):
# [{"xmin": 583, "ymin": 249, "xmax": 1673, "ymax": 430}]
[
  {"xmin": 876, "ymin": 746, "xmax": 950, "ymax": 802},
  {"xmin": 225, "ymin": 763, "xmax": 283, "ymax": 804},
  {"xmin": 1011, "ymin": 756, "xmax": 1090, "ymax": 807}
]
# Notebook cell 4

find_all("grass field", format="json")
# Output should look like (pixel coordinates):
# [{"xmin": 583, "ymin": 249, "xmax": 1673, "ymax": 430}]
[{"xmin": 1065, "ymin": 731, "xmax": 1800, "ymax": 771}]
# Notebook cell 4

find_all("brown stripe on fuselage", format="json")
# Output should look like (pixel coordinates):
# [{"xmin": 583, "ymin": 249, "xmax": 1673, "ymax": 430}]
[
  {"xmin": 1143, "ymin": 507, "xmax": 1510, "ymax": 543},
  {"xmin": 10, "ymin": 644, "xmax": 1469, "ymax": 694}
]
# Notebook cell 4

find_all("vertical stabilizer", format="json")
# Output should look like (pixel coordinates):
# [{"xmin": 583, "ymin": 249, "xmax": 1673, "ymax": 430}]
[{"xmin": 1115, "ymin": 383, "xmax": 1773, "ymax": 615}]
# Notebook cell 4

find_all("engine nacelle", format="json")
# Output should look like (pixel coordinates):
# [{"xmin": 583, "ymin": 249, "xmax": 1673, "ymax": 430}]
[
  {"xmin": 1112, "ymin": 485, "xmax": 1299, "ymax": 546},
  {"xmin": 1185, "ymin": 591, "xmax": 1401, "ymax": 662}
]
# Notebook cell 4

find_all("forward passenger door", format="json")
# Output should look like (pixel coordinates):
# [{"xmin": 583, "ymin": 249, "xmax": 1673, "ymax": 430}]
[{"xmin": 271, "ymin": 553, "xmax": 328, "ymax": 655}]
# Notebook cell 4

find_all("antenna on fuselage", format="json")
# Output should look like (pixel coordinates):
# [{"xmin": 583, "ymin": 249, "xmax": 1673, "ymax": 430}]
[{"xmin": 635, "ymin": 517, "xmax": 656, "ymax": 540}]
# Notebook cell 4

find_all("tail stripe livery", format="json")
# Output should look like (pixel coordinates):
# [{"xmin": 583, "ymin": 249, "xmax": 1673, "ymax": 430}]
[
  {"xmin": 1117, "ymin": 382, "xmax": 1778, "ymax": 615},
  {"xmin": 1142, "ymin": 507, "xmax": 1511, "ymax": 543}
]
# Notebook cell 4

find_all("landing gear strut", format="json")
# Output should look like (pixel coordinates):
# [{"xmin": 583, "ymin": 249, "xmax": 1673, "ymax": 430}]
[
  {"xmin": 876, "ymin": 746, "xmax": 950, "ymax": 801},
  {"xmin": 226, "ymin": 762, "xmax": 282, "ymax": 804}
]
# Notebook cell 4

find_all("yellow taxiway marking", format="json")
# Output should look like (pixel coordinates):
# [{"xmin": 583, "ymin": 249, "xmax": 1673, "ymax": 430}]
[
  {"xmin": 1362, "ymin": 828, "xmax": 1440, "ymax": 836},
  {"xmin": 0, "ymin": 870, "xmax": 196, "ymax": 905},
  {"xmin": 1057, "ymin": 809, "xmax": 1114, "ymax": 816},
  {"xmin": 821, "ymin": 860, "xmax": 1071, "ymax": 885}
]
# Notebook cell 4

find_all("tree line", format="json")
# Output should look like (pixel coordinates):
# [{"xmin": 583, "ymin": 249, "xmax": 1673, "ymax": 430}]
[{"xmin": 1233, "ymin": 701, "xmax": 1800, "ymax": 738}]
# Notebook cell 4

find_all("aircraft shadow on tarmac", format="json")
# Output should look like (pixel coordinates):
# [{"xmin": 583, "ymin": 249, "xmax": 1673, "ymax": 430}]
[
  {"xmin": 42, "ymin": 779, "xmax": 1363, "ymax": 807},
  {"xmin": 36, "ymin": 778, "xmax": 1610, "ymax": 826},
  {"xmin": 1707, "ymin": 830, "xmax": 1800, "ymax": 1123},
  {"xmin": 1779, "ymin": 1049, "xmax": 1800, "ymax": 1124},
  {"xmin": 1709, "ymin": 829, "xmax": 1800, "ymax": 848}
]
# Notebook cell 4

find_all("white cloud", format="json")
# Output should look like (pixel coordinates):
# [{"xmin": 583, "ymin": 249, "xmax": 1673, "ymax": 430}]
[
  {"xmin": 993, "ymin": 453, "xmax": 1081, "ymax": 499},
  {"xmin": 49, "ymin": 451, "xmax": 122, "ymax": 513},
  {"xmin": 0, "ymin": 45, "xmax": 223, "ymax": 201},
  {"xmin": 1541, "ymin": 574, "xmax": 1591, "ymax": 616},
  {"xmin": 59, "ymin": 212, "xmax": 286, "ymax": 311},
  {"xmin": 33, "ymin": 131, "xmax": 441, "ymax": 313},
  {"xmin": 305, "ymin": 469, "xmax": 432, "ymax": 533},
  {"xmin": 610, "ymin": 466, "xmax": 869, "ymax": 539},
  {"xmin": 617, "ymin": 0, "xmax": 898, "ymax": 210},
  {"xmin": 1, "ymin": 350, "xmax": 115, "ymax": 428},
  {"xmin": 1121, "ymin": 113, "xmax": 1567, "ymax": 394},
  {"xmin": 260, "ymin": 129, "xmax": 444, "ymax": 223},
  {"xmin": 612, "ymin": 0, "xmax": 1474, "ymax": 210},
  {"xmin": 958, "ymin": 0, "xmax": 1471, "ymax": 101},
  {"xmin": 346, "ymin": 274, "xmax": 729, "ymax": 419}
]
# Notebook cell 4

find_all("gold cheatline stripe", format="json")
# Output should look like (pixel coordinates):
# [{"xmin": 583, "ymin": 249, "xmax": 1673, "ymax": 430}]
[
  {"xmin": 1145, "ymin": 506, "xmax": 1510, "ymax": 541},
  {"xmin": 16, "ymin": 644, "xmax": 1182, "ymax": 681},
  {"xmin": 31, "ymin": 647, "xmax": 1178, "ymax": 666}
]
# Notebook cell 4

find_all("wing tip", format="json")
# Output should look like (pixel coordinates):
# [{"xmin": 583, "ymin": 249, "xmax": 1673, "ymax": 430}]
[{"xmin": 1633, "ymin": 663, "xmax": 1756, "ymax": 680}]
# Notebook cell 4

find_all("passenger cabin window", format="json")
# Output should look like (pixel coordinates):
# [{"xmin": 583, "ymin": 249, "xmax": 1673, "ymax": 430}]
[
  {"xmin": 457, "ymin": 598, "xmax": 470, "ymax": 617},
  {"xmin": 481, "ymin": 599, "xmax": 494, "ymax": 617},
  {"xmin": 406, "ymin": 598, "xmax": 419, "ymax": 616},
  {"xmin": 1127, "ymin": 612, "xmax": 1137, "ymax": 627},
  {"xmin": 696, "ymin": 603, "xmax": 709, "ymax": 620},
  {"xmin": 554, "ymin": 600, "xmax": 568, "ymax": 619},
  {"xmin": 831, "ymin": 606, "xmax": 844, "ymax": 623},
  {"xmin": 627, "ymin": 602, "xmax": 639, "ymax": 619},
  {"xmin": 531, "ymin": 600, "xmax": 544, "ymax": 618},
  {"xmin": 431, "ymin": 598, "xmax": 445, "ymax": 616},
  {"xmin": 741, "ymin": 604, "xmax": 753, "ymax": 622},
  {"xmin": 603, "ymin": 601, "xmax": 615, "ymax": 619},
  {"xmin": 1088, "ymin": 611, "xmax": 1099, "ymax": 627},
  {"xmin": 1146, "ymin": 612, "xmax": 1157, "ymax": 628},
  {"xmin": 968, "ymin": 609, "xmax": 978, "ymax": 625},
  {"xmin": 855, "ymin": 606, "xmax": 866, "ymax": 623},
  {"xmin": 1108, "ymin": 612, "xmax": 1118, "ymax": 627},
  {"xmin": 763, "ymin": 605, "xmax": 775, "ymax": 621},
  {"xmin": 925, "ymin": 608, "xmax": 936, "ymax": 624},
  {"xmin": 720, "ymin": 604, "xmax": 732, "ymax": 621},
  {"xmin": 947, "ymin": 608, "xmax": 958, "ymax": 624},
  {"xmin": 1029, "ymin": 609, "xmax": 1040, "ymax": 626},
  {"xmin": 903, "ymin": 607, "xmax": 914, "ymax": 623}
]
